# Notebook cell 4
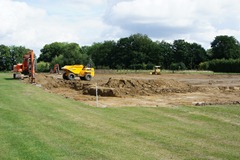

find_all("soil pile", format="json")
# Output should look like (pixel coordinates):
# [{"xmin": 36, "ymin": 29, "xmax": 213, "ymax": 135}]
[
  {"xmin": 34, "ymin": 74, "xmax": 91, "ymax": 92},
  {"xmin": 100, "ymin": 78, "xmax": 196, "ymax": 97},
  {"xmin": 35, "ymin": 74, "xmax": 61, "ymax": 89},
  {"xmin": 32, "ymin": 74, "xmax": 196, "ymax": 97}
]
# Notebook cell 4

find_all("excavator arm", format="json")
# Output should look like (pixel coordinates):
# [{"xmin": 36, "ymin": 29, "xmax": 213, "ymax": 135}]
[{"xmin": 13, "ymin": 50, "xmax": 35, "ymax": 83}]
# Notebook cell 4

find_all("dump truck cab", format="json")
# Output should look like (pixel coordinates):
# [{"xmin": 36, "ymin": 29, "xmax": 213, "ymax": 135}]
[{"xmin": 62, "ymin": 65, "xmax": 94, "ymax": 81}]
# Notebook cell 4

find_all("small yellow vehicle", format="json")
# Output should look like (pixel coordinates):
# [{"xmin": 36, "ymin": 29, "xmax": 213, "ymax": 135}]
[
  {"xmin": 150, "ymin": 66, "xmax": 161, "ymax": 75},
  {"xmin": 61, "ymin": 65, "xmax": 94, "ymax": 81}
]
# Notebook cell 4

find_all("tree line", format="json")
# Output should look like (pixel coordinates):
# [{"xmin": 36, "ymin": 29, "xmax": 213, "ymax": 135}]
[
  {"xmin": 1, "ymin": 34, "xmax": 240, "ymax": 72},
  {"xmin": 38, "ymin": 34, "xmax": 209, "ymax": 70},
  {"xmin": 0, "ymin": 45, "xmax": 30, "ymax": 71}
]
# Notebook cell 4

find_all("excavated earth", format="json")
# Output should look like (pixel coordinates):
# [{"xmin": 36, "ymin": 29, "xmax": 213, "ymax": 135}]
[{"xmin": 26, "ymin": 71, "xmax": 240, "ymax": 107}]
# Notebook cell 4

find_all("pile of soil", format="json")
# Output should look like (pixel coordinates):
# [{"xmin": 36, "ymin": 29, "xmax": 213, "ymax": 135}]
[
  {"xmin": 35, "ymin": 74, "xmax": 61, "ymax": 89},
  {"xmin": 32, "ymin": 74, "xmax": 197, "ymax": 97},
  {"xmin": 34, "ymin": 74, "xmax": 91, "ymax": 91},
  {"xmin": 100, "ymin": 78, "xmax": 196, "ymax": 97}
]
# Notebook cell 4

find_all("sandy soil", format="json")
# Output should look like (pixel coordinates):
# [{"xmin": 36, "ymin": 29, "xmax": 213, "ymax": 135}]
[{"xmin": 30, "ymin": 71, "xmax": 240, "ymax": 107}]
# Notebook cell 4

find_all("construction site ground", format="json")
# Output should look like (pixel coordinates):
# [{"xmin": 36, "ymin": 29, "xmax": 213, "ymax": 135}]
[{"xmin": 31, "ymin": 71, "xmax": 240, "ymax": 107}]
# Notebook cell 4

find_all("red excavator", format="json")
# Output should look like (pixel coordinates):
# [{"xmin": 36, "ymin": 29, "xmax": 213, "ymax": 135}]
[{"xmin": 13, "ymin": 50, "xmax": 36, "ymax": 83}]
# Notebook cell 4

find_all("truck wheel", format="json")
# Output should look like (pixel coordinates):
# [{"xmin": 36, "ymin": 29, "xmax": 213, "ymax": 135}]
[
  {"xmin": 68, "ymin": 73, "xmax": 75, "ymax": 80},
  {"xmin": 85, "ymin": 74, "xmax": 92, "ymax": 81},
  {"xmin": 63, "ymin": 73, "xmax": 68, "ymax": 80}
]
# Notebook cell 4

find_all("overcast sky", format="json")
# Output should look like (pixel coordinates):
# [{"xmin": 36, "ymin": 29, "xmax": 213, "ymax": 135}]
[{"xmin": 1, "ymin": 0, "xmax": 240, "ymax": 56}]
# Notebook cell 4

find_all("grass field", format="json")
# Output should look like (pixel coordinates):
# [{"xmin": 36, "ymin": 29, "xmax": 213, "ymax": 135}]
[{"xmin": 0, "ymin": 72, "xmax": 240, "ymax": 160}]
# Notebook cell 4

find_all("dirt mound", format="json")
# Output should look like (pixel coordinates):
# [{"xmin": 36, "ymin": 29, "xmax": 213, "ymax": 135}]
[
  {"xmin": 99, "ymin": 78, "xmax": 196, "ymax": 97},
  {"xmin": 105, "ymin": 78, "xmax": 190, "ymax": 90},
  {"xmin": 33, "ymin": 74, "xmax": 196, "ymax": 97},
  {"xmin": 34, "ymin": 73, "xmax": 90, "ymax": 90},
  {"xmin": 35, "ymin": 74, "xmax": 61, "ymax": 89},
  {"xmin": 81, "ymin": 78, "xmax": 197, "ymax": 97},
  {"xmin": 84, "ymin": 86, "xmax": 120, "ymax": 97}
]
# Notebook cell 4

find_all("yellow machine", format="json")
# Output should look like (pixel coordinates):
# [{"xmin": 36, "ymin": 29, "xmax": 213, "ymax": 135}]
[
  {"xmin": 150, "ymin": 66, "xmax": 161, "ymax": 75},
  {"xmin": 61, "ymin": 65, "xmax": 94, "ymax": 81}
]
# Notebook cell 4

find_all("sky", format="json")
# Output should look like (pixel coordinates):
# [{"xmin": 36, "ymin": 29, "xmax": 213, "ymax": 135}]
[{"xmin": 0, "ymin": 0, "xmax": 240, "ymax": 57}]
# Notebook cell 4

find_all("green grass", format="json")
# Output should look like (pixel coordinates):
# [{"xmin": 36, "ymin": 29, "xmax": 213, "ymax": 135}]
[{"xmin": 0, "ymin": 72, "xmax": 240, "ymax": 160}]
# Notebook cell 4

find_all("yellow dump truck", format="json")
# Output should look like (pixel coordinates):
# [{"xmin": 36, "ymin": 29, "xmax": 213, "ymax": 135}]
[{"xmin": 61, "ymin": 65, "xmax": 94, "ymax": 81}]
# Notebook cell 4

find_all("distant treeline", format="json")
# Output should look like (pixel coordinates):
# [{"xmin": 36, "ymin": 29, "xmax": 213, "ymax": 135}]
[{"xmin": 1, "ymin": 34, "xmax": 240, "ymax": 72}]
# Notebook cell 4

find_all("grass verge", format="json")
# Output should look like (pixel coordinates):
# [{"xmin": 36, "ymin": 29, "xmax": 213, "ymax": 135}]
[{"xmin": 0, "ymin": 73, "xmax": 240, "ymax": 160}]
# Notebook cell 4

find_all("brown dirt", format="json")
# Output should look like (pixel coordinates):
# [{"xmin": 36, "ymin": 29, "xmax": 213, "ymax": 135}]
[{"xmin": 26, "ymin": 71, "xmax": 240, "ymax": 107}]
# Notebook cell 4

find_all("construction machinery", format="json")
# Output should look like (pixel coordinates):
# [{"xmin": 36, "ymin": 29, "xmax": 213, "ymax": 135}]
[
  {"xmin": 13, "ymin": 50, "xmax": 36, "ymax": 83},
  {"xmin": 54, "ymin": 64, "xmax": 60, "ymax": 74},
  {"xmin": 50, "ymin": 64, "xmax": 60, "ymax": 74},
  {"xmin": 150, "ymin": 66, "xmax": 161, "ymax": 75},
  {"xmin": 61, "ymin": 65, "xmax": 94, "ymax": 81}
]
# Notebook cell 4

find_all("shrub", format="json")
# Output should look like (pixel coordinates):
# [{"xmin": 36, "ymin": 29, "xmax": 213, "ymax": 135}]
[
  {"xmin": 199, "ymin": 62, "xmax": 209, "ymax": 70},
  {"xmin": 170, "ymin": 62, "xmax": 187, "ymax": 71},
  {"xmin": 201, "ymin": 59, "xmax": 240, "ymax": 73},
  {"xmin": 37, "ymin": 61, "xmax": 50, "ymax": 72},
  {"xmin": 129, "ymin": 64, "xmax": 144, "ymax": 70},
  {"xmin": 146, "ymin": 63, "xmax": 155, "ymax": 70}
]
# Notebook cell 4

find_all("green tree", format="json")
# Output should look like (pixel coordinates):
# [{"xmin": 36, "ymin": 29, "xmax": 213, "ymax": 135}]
[
  {"xmin": 62, "ymin": 43, "xmax": 84, "ymax": 65},
  {"xmin": 38, "ymin": 42, "xmax": 89, "ymax": 67},
  {"xmin": 170, "ymin": 62, "xmax": 187, "ymax": 72},
  {"xmin": 85, "ymin": 43, "xmax": 101, "ymax": 63},
  {"xmin": 171, "ymin": 40, "xmax": 207, "ymax": 69},
  {"xmin": 0, "ymin": 45, "xmax": 10, "ymax": 70},
  {"xmin": 157, "ymin": 41, "xmax": 173, "ymax": 69},
  {"xmin": 108, "ymin": 33, "xmax": 157, "ymax": 69},
  {"xmin": 188, "ymin": 43, "xmax": 208, "ymax": 69},
  {"xmin": 38, "ymin": 42, "xmax": 66, "ymax": 63},
  {"xmin": 50, "ymin": 55, "xmax": 64, "ymax": 69},
  {"xmin": 9, "ymin": 46, "xmax": 30, "ymax": 64},
  {"xmin": 211, "ymin": 35, "xmax": 240, "ymax": 59},
  {"xmin": 37, "ymin": 61, "xmax": 50, "ymax": 72},
  {"xmin": 112, "ymin": 37, "xmax": 132, "ymax": 68},
  {"xmin": 128, "ymin": 34, "xmax": 155, "ymax": 66},
  {"xmin": 172, "ymin": 40, "xmax": 190, "ymax": 66},
  {"xmin": 88, "ymin": 41, "xmax": 116, "ymax": 68},
  {"xmin": 0, "ymin": 45, "xmax": 30, "ymax": 71}
]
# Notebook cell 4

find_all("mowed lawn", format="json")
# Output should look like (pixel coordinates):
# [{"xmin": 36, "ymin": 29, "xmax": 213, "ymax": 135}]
[{"xmin": 0, "ymin": 73, "xmax": 240, "ymax": 160}]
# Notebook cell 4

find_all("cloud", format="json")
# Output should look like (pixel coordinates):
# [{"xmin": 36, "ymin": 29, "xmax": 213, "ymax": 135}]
[
  {"xmin": 0, "ymin": 0, "xmax": 111, "ymax": 56},
  {"xmin": 105, "ymin": 0, "xmax": 240, "ymax": 48},
  {"xmin": 0, "ymin": 1, "xmax": 47, "ymax": 47},
  {"xmin": 0, "ymin": 0, "xmax": 240, "ymax": 57}
]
